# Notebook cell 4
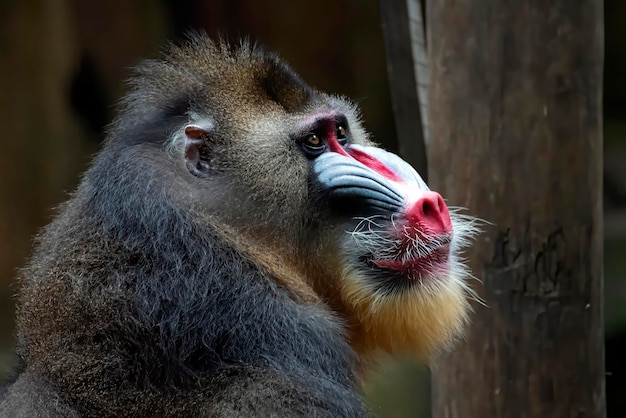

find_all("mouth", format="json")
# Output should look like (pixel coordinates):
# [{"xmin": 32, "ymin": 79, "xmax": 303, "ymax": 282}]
[
  {"xmin": 348, "ymin": 216, "xmax": 454, "ymax": 290},
  {"xmin": 369, "ymin": 243, "xmax": 451, "ymax": 277},
  {"xmin": 367, "ymin": 241, "xmax": 450, "ymax": 281}
]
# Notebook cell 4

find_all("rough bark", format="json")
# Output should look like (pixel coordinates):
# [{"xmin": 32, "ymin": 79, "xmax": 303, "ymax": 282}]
[
  {"xmin": 380, "ymin": 0, "xmax": 428, "ymax": 176},
  {"xmin": 428, "ymin": 0, "xmax": 605, "ymax": 417}
]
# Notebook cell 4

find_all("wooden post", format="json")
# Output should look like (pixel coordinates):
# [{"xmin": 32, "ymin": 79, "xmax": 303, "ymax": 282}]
[
  {"xmin": 380, "ymin": 0, "xmax": 429, "ymax": 177},
  {"xmin": 428, "ymin": 0, "xmax": 605, "ymax": 417}
]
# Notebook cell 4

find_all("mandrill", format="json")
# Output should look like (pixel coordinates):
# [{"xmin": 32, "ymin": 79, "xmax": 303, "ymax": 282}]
[{"xmin": 0, "ymin": 34, "xmax": 477, "ymax": 417}]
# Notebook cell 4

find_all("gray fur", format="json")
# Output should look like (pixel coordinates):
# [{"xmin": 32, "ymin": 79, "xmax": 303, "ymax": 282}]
[{"xmin": 1, "ymin": 35, "xmax": 367, "ymax": 417}]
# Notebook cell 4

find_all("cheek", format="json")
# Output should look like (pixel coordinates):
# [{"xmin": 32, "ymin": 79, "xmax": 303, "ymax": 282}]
[
  {"xmin": 257, "ymin": 162, "xmax": 311, "ymax": 222},
  {"xmin": 233, "ymin": 139, "xmax": 303, "ymax": 191}
]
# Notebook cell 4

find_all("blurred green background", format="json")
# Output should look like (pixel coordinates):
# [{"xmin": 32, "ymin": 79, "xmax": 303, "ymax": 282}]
[{"xmin": 0, "ymin": 1, "xmax": 624, "ymax": 416}]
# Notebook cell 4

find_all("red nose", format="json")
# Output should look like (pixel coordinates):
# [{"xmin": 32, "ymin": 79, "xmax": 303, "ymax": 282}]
[{"xmin": 405, "ymin": 191, "xmax": 452, "ymax": 234}]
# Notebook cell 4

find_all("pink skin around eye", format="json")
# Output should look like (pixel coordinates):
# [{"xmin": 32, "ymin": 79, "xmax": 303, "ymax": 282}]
[{"xmin": 306, "ymin": 116, "xmax": 401, "ymax": 183}]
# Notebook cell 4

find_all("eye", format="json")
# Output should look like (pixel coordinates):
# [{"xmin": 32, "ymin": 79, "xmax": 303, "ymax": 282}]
[
  {"xmin": 336, "ymin": 125, "xmax": 347, "ymax": 139},
  {"xmin": 300, "ymin": 133, "xmax": 326, "ymax": 156},
  {"xmin": 304, "ymin": 134, "xmax": 322, "ymax": 147},
  {"xmin": 336, "ymin": 125, "xmax": 348, "ymax": 146}
]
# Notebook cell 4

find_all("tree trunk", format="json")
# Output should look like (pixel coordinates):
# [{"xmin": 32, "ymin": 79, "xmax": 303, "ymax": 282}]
[
  {"xmin": 380, "ymin": 0, "xmax": 429, "ymax": 176},
  {"xmin": 428, "ymin": 0, "xmax": 605, "ymax": 417}
]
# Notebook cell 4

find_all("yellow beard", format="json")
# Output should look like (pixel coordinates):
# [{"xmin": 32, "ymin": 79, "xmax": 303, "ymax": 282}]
[{"xmin": 340, "ymin": 265, "xmax": 471, "ymax": 361}]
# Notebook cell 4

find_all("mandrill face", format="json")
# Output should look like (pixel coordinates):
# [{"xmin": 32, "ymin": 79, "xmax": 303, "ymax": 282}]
[{"xmin": 315, "ymin": 142, "xmax": 453, "ymax": 286}]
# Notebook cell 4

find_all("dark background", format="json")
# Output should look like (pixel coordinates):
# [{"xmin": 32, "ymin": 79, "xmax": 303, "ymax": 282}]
[{"xmin": 0, "ymin": 1, "xmax": 623, "ymax": 416}]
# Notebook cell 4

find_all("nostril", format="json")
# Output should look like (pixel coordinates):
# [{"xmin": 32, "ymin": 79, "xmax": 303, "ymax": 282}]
[
  {"xmin": 421, "ymin": 199, "xmax": 436, "ymax": 218},
  {"xmin": 405, "ymin": 191, "xmax": 452, "ymax": 234},
  {"xmin": 422, "ymin": 199, "xmax": 443, "ymax": 218}
]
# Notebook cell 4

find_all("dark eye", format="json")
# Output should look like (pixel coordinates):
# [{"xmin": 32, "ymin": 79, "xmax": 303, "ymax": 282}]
[
  {"xmin": 300, "ymin": 133, "xmax": 326, "ymax": 156},
  {"xmin": 304, "ymin": 134, "xmax": 322, "ymax": 147},
  {"xmin": 336, "ymin": 125, "xmax": 347, "ymax": 139},
  {"xmin": 336, "ymin": 125, "xmax": 349, "ymax": 146}
]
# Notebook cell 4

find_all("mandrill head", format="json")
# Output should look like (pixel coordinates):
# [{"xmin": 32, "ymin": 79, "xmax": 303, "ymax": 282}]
[{"xmin": 132, "ymin": 35, "xmax": 478, "ymax": 365}]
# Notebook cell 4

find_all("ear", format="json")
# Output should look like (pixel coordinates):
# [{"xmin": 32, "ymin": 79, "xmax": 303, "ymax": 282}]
[{"xmin": 184, "ymin": 124, "xmax": 213, "ymax": 178}]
